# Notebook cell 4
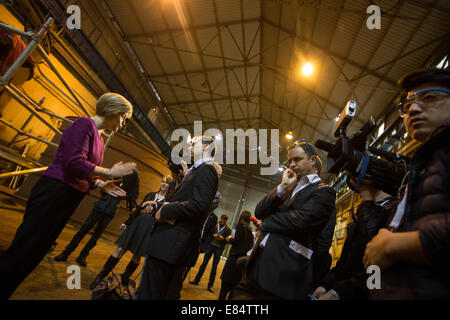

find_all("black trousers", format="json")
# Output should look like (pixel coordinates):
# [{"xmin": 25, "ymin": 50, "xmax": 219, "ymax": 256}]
[
  {"xmin": 218, "ymin": 280, "xmax": 235, "ymax": 300},
  {"xmin": 193, "ymin": 245, "xmax": 223, "ymax": 288},
  {"xmin": 137, "ymin": 257, "xmax": 181, "ymax": 300},
  {"xmin": 0, "ymin": 176, "xmax": 85, "ymax": 299},
  {"xmin": 64, "ymin": 208, "xmax": 113, "ymax": 258}
]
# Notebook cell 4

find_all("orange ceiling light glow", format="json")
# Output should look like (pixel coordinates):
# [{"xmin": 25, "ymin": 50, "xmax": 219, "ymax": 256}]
[
  {"xmin": 301, "ymin": 62, "xmax": 314, "ymax": 76},
  {"xmin": 285, "ymin": 131, "xmax": 293, "ymax": 140}
]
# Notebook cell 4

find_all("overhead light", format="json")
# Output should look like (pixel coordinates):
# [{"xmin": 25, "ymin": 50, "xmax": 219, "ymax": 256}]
[
  {"xmin": 301, "ymin": 62, "xmax": 314, "ymax": 76},
  {"xmin": 278, "ymin": 167, "xmax": 284, "ymax": 172},
  {"xmin": 285, "ymin": 131, "xmax": 293, "ymax": 140}
]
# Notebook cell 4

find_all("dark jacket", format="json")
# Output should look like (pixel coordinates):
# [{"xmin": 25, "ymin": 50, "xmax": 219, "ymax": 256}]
[
  {"xmin": 209, "ymin": 223, "xmax": 232, "ymax": 249},
  {"xmin": 200, "ymin": 213, "xmax": 218, "ymax": 251},
  {"xmin": 370, "ymin": 118, "xmax": 450, "ymax": 299},
  {"xmin": 249, "ymin": 181, "xmax": 336, "ymax": 299},
  {"xmin": 312, "ymin": 207, "xmax": 337, "ymax": 285},
  {"xmin": 319, "ymin": 198, "xmax": 396, "ymax": 299},
  {"xmin": 147, "ymin": 163, "xmax": 219, "ymax": 266},
  {"xmin": 221, "ymin": 223, "xmax": 254, "ymax": 285}
]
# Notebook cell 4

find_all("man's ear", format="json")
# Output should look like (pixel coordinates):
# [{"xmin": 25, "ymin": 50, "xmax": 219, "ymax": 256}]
[{"xmin": 310, "ymin": 155, "xmax": 317, "ymax": 166}]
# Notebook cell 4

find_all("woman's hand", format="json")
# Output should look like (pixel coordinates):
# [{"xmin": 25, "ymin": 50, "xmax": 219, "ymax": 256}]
[
  {"xmin": 119, "ymin": 224, "xmax": 127, "ymax": 231},
  {"xmin": 101, "ymin": 179, "xmax": 126, "ymax": 198},
  {"xmin": 141, "ymin": 200, "xmax": 157, "ymax": 214},
  {"xmin": 141, "ymin": 200, "xmax": 157, "ymax": 208},
  {"xmin": 110, "ymin": 161, "xmax": 137, "ymax": 177}
]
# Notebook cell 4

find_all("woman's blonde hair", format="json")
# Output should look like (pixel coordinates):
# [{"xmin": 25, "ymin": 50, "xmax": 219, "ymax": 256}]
[{"xmin": 96, "ymin": 93, "xmax": 133, "ymax": 118}]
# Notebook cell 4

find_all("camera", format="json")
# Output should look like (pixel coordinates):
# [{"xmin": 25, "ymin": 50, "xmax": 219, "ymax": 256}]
[{"xmin": 315, "ymin": 101, "xmax": 409, "ymax": 196}]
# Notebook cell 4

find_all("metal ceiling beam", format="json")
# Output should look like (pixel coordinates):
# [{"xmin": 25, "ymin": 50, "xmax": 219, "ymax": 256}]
[
  {"xmin": 296, "ymin": 0, "xmax": 366, "ymax": 137},
  {"xmin": 177, "ymin": 117, "xmax": 261, "ymax": 127},
  {"xmin": 343, "ymin": 0, "xmax": 406, "ymax": 121},
  {"xmin": 149, "ymin": 64, "xmax": 250, "ymax": 78},
  {"xmin": 260, "ymin": 95, "xmax": 330, "ymax": 139},
  {"xmin": 349, "ymin": 32, "xmax": 450, "ymax": 84},
  {"xmin": 164, "ymin": 94, "xmax": 259, "ymax": 107},
  {"xmin": 129, "ymin": 39, "xmax": 287, "ymax": 73},
  {"xmin": 261, "ymin": 17, "xmax": 398, "ymax": 87},
  {"xmin": 126, "ymin": 17, "xmax": 260, "ymax": 38}
]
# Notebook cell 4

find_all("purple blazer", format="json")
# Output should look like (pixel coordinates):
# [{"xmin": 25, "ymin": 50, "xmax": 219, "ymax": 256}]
[{"xmin": 43, "ymin": 117, "xmax": 104, "ymax": 193}]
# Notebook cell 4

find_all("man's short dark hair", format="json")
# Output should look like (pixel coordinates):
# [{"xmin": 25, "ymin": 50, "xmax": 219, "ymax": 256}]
[
  {"xmin": 287, "ymin": 140, "xmax": 316, "ymax": 159},
  {"xmin": 397, "ymin": 68, "xmax": 450, "ymax": 92},
  {"xmin": 220, "ymin": 214, "xmax": 228, "ymax": 221}
]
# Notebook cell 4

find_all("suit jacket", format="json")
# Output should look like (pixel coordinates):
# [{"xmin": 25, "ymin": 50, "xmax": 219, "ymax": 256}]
[
  {"xmin": 251, "ymin": 181, "xmax": 336, "ymax": 299},
  {"xmin": 200, "ymin": 212, "xmax": 218, "ymax": 251},
  {"xmin": 147, "ymin": 163, "xmax": 219, "ymax": 266},
  {"xmin": 209, "ymin": 224, "xmax": 232, "ymax": 249}
]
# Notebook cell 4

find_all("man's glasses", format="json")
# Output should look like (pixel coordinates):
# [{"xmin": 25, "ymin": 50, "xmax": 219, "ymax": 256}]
[{"xmin": 398, "ymin": 88, "xmax": 450, "ymax": 117}]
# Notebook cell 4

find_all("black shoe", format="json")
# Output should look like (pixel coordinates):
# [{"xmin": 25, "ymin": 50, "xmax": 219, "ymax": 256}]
[
  {"xmin": 54, "ymin": 251, "xmax": 69, "ymax": 262},
  {"xmin": 89, "ymin": 255, "xmax": 120, "ymax": 290},
  {"xmin": 75, "ymin": 256, "xmax": 87, "ymax": 267},
  {"xmin": 207, "ymin": 287, "xmax": 214, "ymax": 293},
  {"xmin": 189, "ymin": 281, "xmax": 199, "ymax": 286}
]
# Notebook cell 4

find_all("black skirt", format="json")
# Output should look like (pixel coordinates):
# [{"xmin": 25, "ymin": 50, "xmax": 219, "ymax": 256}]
[{"xmin": 116, "ymin": 214, "xmax": 154, "ymax": 256}]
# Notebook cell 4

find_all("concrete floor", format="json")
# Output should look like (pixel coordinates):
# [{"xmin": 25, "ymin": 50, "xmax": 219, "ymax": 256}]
[{"xmin": 0, "ymin": 194, "xmax": 227, "ymax": 300}]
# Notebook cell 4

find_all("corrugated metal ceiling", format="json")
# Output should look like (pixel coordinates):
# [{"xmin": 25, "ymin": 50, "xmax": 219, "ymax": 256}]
[{"xmin": 99, "ymin": 0, "xmax": 449, "ymax": 179}]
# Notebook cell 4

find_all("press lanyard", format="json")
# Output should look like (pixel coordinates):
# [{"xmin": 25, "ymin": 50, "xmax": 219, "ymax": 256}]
[
  {"xmin": 217, "ymin": 224, "xmax": 225, "ymax": 234},
  {"xmin": 387, "ymin": 187, "xmax": 408, "ymax": 232}
]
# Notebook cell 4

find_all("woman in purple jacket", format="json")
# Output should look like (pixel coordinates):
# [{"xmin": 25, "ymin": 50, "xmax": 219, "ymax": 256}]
[{"xmin": 0, "ymin": 93, "xmax": 136, "ymax": 299}]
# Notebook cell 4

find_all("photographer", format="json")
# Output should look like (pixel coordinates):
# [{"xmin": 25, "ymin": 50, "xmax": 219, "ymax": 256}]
[
  {"xmin": 311, "ymin": 191, "xmax": 397, "ymax": 300},
  {"xmin": 315, "ymin": 68, "xmax": 450, "ymax": 299}
]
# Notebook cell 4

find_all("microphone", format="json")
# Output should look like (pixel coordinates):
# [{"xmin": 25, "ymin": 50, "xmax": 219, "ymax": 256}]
[{"xmin": 250, "ymin": 216, "xmax": 259, "ymax": 225}]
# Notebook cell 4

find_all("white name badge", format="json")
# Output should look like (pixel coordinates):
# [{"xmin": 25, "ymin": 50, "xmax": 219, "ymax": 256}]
[{"xmin": 289, "ymin": 240, "xmax": 314, "ymax": 260}]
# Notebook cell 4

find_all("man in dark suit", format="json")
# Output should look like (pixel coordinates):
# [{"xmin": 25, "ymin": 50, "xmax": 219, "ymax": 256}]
[
  {"xmin": 200, "ymin": 198, "xmax": 220, "ymax": 253},
  {"xmin": 137, "ymin": 136, "xmax": 219, "ymax": 300},
  {"xmin": 230, "ymin": 139, "xmax": 336, "ymax": 300},
  {"xmin": 190, "ymin": 214, "xmax": 232, "ymax": 292}
]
